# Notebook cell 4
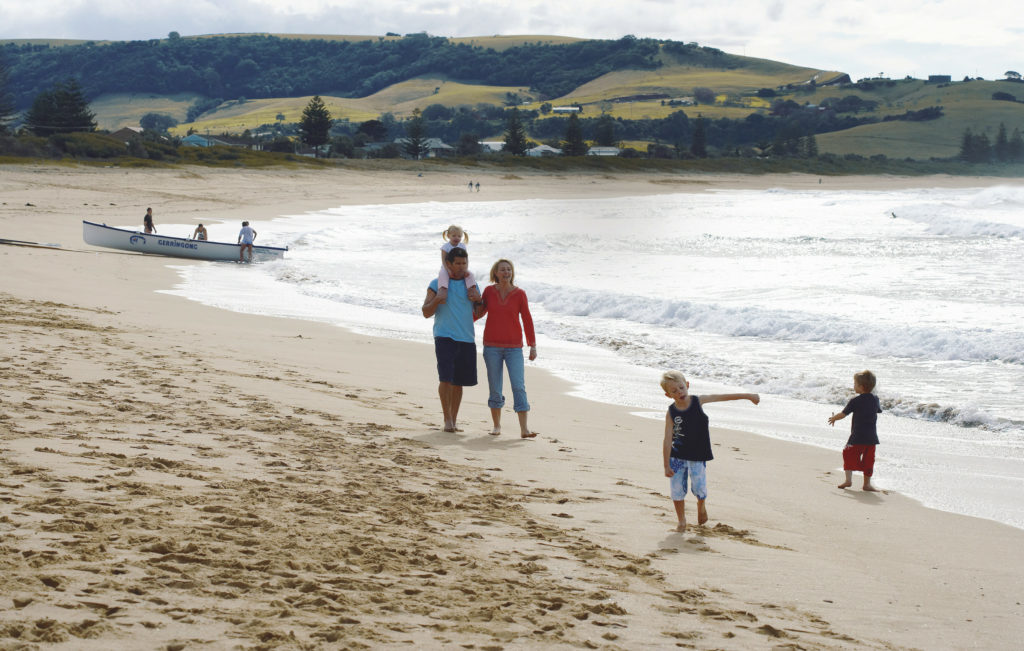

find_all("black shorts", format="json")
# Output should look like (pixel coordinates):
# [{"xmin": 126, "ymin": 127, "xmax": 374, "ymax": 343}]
[{"xmin": 434, "ymin": 337, "xmax": 477, "ymax": 386}]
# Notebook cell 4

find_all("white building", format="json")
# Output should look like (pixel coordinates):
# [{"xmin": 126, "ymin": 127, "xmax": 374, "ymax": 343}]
[
  {"xmin": 527, "ymin": 144, "xmax": 562, "ymax": 157},
  {"xmin": 587, "ymin": 146, "xmax": 621, "ymax": 156}
]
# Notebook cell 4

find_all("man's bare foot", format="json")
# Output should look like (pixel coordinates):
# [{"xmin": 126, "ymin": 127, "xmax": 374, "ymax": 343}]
[
  {"xmin": 837, "ymin": 481, "xmax": 852, "ymax": 489},
  {"xmin": 520, "ymin": 431, "xmax": 537, "ymax": 439},
  {"xmin": 697, "ymin": 502, "xmax": 708, "ymax": 525},
  {"xmin": 489, "ymin": 426, "xmax": 501, "ymax": 436},
  {"xmin": 862, "ymin": 483, "xmax": 879, "ymax": 492},
  {"xmin": 674, "ymin": 519, "xmax": 687, "ymax": 533}
]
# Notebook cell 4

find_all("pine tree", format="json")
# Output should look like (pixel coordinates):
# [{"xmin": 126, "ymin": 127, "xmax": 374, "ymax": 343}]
[
  {"xmin": 298, "ymin": 95, "xmax": 332, "ymax": 156},
  {"xmin": 403, "ymin": 108, "xmax": 430, "ymax": 159},
  {"xmin": 690, "ymin": 115, "xmax": 707, "ymax": 158},
  {"xmin": 994, "ymin": 123, "xmax": 1009, "ymax": 161},
  {"xmin": 0, "ymin": 53, "xmax": 16, "ymax": 133},
  {"xmin": 502, "ymin": 108, "xmax": 528, "ymax": 156},
  {"xmin": 24, "ymin": 78, "xmax": 96, "ymax": 137},
  {"xmin": 802, "ymin": 134, "xmax": 818, "ymax": 158},
  {"xmin": 594, "ymin": 114, "xmax": 616, "ymax": 146},
  {"xmin": 561, "ymin": 113, "xmax": 588, "ymax": 156},
  {"xmin": 1009, "ymin": 128, "xmax": 1024, "ymax": 162}
]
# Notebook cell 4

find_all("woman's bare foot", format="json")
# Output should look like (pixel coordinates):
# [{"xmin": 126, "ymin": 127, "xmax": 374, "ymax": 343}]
[
  {"xmin": 837, "ymin": 481, "xmax": 852, "ymax": 489},
  {"xmin": 862, "ymin": 482, "xmax": 879, "ymax": 492},
  {"xmin": 697, "ymin": 502, "xmax": 708, "ymax": 525},
  {"xmin": 520, "ymin": 431, "xmax": 537, "ymax": 439}
]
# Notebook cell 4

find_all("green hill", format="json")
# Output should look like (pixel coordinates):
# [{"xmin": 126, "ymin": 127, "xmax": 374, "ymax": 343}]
[{"xmin": 5, "ymin": 33, "xmax": 1024, "ymax": 160}]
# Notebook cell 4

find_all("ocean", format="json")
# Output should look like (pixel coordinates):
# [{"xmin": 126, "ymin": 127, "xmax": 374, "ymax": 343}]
[{"xmin": 157, "ymin": 184, "xmax": 1024, "ymax": 530}]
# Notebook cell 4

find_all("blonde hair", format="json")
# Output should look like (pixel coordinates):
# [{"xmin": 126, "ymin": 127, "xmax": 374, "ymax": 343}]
[
  {"xmin": 660, "ymin": 370, "xmax": 687, "ymax": 392},
  {"xmin": 489, "ymin": 258, "xmax": 515, "ymax": 285},
  {"xmin": 442, "ymin": 225, "xmax": 468, "ymax": 242},
  {"xmin": 854, "ymin": 370, "xmax": 877, "ymax": 392}
]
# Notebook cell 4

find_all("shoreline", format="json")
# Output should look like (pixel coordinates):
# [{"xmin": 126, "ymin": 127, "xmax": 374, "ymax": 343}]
[{"xmin": 3, "ymin": 165, "xmax": 1023, "ymax": 649}]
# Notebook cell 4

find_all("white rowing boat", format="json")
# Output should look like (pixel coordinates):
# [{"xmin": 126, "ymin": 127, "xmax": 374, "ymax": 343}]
[{"xmin": 82, "ymin": 220, "xmax": 287, "ymax": 261}]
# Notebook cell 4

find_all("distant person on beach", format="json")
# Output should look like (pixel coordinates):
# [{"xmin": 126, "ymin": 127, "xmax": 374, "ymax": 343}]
[
  {"xmin": 828, "ymin": 370, "xmax": 882, "ymax": 491},
  {"xmin": 478, "ymin": 258, "xmax": 537, "ymax": 438},
  {"xmin": 436, "ymin": 225, "xmax": 480, "ymax": 302},
  {"xmin": 661, "ymin": 371, "xmax": 760, "ymax": 532},
  {"xmin": 468, "ymin": 181, "xmax": 474, "ymax": 192},
  {"xmin": 238, "ymin": 221, "xmax": 257, "ymax": 262},
  {"xmin": 143, "ymin": 207, "xmax": 156, "ymax": 234},
  {"xmin": 475, "ymin": 182, "xmax": 480, "ymax": 192},
  {"xmin": 192, "ymin": 224, "xmax": 208, "ymax": 241},
  {"xmin": 422, "ymin": 246, "xmax": 481, "ymax": 432}
]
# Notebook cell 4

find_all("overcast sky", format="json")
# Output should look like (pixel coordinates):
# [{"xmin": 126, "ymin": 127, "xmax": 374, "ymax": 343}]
[{"xmin": 1, "ymin": 0, "xmax": 1019, "ymax": 82}]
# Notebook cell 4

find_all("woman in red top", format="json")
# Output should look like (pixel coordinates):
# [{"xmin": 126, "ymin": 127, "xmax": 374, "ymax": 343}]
[{"xmin": 479, "ymin": 258, "xmax": 538, "ymax": 438}]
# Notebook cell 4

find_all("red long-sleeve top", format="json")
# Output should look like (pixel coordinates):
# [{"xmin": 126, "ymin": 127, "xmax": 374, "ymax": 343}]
[{"xmin": 480, "ymin": 285, "xmax": 536, "ymax": 348}]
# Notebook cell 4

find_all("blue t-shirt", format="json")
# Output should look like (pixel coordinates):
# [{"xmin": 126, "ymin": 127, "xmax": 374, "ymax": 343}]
[
  {"xmin": 428, "ymin": 278, "xmax": 475, "ymax": 343},
  {"xmin": 842, "ymin": 392, "xmax": 882, "ymax": 445}
]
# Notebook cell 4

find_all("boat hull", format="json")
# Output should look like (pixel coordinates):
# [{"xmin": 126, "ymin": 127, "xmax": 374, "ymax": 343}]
[{"xmin": 82, "ymin": 220, "xmax": 287, "ymax": 261}]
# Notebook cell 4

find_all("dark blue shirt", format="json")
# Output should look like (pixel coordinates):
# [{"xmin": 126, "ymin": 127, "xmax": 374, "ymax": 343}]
[
  {"xmin": 842, "ymin": 392, "xmax": 882, "ymax": 446},
  {"xmin": 668, "ymin": 396, "xmax": 713, "ymax": 461}
]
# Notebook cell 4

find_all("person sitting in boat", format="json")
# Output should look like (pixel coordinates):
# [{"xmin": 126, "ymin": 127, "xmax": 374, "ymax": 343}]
[
  {"xmin": 143, "ymin": 207, "xmax": 156, "ymax": 234},
  {"xmin": 238, "ymin": 221, "xmax": 257, "ymax": 262},
  {"xmin": 192, "ymin": 224, "xmax": 208, "ymax": 241}
]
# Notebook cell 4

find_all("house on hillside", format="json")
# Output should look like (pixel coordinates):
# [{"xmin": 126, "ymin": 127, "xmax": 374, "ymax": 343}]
[
  {"xmin": 552, "ymin": 106, "xmax": 582, "ymax": 114},
  {"xmin": 527, "ymin": 144, "xmax": 562, "ymax": 157},
  {"xmin": 587, "ymin": 146, "xmax": 620, "ymax": 157},
  {"xmin": 393, "ymin": 137, "xmax": 455, "ymax": 159},
  {"xmin": 181, "ymin": 134, "xmax": 232, "ymax": 148},
  {"xmin": 108, "ymin": 126, "xmax": 143, "ymax": 145}
]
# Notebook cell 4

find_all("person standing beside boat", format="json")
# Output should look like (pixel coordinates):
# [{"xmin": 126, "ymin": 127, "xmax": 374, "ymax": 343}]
[
  {"xmin": 143, "ymin": 207, "xmax": 156, "ymax": 234},
  {"xmin": 237, "ymin": 221, "xmax": 257, "ymax": 262},
  {"xmin": 192, "ymin": 224, "xmax": 208, "ymax": 241}
]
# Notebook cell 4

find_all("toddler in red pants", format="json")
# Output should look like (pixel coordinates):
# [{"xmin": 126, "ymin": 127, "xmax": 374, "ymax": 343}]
[{"xmin": 827, "ymin": 370, "xmax": 881, "ymax": 491}]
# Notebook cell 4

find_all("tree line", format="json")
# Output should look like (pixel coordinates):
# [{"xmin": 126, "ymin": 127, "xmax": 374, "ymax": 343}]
[
  {"xmin": 1, "ymin": 33, "xmax": 736, "ymax": 109},
  {"xmin": 959, "ymin": 123, "xmax": 1024, "ymax": 162}
]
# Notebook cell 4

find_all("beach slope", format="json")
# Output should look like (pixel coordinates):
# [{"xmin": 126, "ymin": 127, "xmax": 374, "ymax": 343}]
[{"xmin": 1, "ymin": 165, "xmax": 1022, "ymax": 650}]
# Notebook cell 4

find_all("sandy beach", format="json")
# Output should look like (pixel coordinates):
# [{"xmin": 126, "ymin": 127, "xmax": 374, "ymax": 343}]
[{"xmin": 2, "ymin": 164, "xmax": 1022, "ymax": 650}]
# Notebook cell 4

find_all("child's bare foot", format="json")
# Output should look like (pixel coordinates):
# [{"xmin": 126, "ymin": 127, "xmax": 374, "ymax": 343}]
[
  {"xmin": 437, "ymin": 287, "xmax": 448, "ymax": 302},
  {"xmin": 467, "ymin": 287, "xmax": 481, "ymax": 302},
  {"xmin": 697, "ymin": 502, "xmax": 708, "ymax": 525},
  {"xmin": 837, "ymin": 481, "xmax": 852, "ymax": 489}
]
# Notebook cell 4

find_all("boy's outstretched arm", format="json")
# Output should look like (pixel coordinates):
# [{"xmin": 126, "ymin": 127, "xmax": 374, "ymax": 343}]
[
  {"xmin": 700, "ymin": 393, "xmax": 760, "ymax": 405},
  {"xmin": 827, "ymin": 411, "xmax": 847, "ymax": 426},
  {"xmin": 663, "ymin": 413, "xmax": 675, "ymax": 478}
]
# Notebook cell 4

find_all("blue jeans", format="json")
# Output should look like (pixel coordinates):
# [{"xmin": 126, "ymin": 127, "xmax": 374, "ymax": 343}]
[{"xmin": 482, "ymin": 346, "xmax": 530, "ymax": 412}]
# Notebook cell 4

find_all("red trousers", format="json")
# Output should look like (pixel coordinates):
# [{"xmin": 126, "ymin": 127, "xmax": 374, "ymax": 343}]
[{"xmin": 843, "ymin": 444, "xmax": 876, "ymax": 477}]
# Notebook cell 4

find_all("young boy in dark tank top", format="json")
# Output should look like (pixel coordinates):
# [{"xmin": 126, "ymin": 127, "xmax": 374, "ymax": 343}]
[{"xmin": 660, "ymin": 370, "xmax": 760, "ymax": 533}]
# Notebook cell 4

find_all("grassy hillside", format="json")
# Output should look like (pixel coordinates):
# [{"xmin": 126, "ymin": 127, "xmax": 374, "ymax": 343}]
[
  {"xmin": 15, "ymin": 32, "xmax": 1024, "ymax": 159},
  {"xmin": 90, "ymin": 92, "xmax": 202, "ymax": 131},
  {"xmin": 813, "ymin": 79, "xmax": 1024, "ymax": 158}
]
